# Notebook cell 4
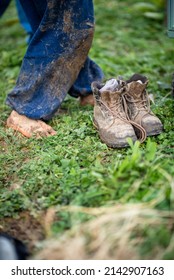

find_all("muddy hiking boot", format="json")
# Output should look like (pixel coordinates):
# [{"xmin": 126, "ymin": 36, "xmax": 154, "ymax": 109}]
[
  {"xmin": 92, "ymin": 74, "xmax": 163, "ymax": 148},
  {"xmin": 123, "ymin": 74, "xmax": 163, "ymax": 138},
  {"xmin": 91, "ymin": 79, "xmax": 137, "ymax": 148}
]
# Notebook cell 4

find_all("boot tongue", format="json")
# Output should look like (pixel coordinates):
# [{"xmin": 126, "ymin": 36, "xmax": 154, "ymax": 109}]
[
  {"xmin": 126, "ymin": 79, "xmax": 149, "ymax": 113},
  {"xmin": 101, "ymin": 84, "xmax": 122, "ymax": 109},
  {"xmin": 127, "ymin": 78, "xmax": 147, "ymax": 99}
]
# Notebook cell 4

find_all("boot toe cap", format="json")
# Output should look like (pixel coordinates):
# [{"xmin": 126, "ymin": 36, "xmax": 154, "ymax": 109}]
[
  {"xmin": 142, "ymin": 115, "xmax": 163, "ymax": 136},
  {"xmin": 100, "ymin": 124, "xmax": 137, "ymax": 148}
]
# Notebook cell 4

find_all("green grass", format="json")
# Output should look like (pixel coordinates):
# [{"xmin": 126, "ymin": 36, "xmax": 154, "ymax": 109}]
[{"xmin": 0, "ymin": 0, "xmax": 174, "ymax": 259}]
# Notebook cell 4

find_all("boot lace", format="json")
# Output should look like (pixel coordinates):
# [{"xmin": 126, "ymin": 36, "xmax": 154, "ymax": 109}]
[
  {"xmin": 99, "ymin": 96, "xmax": 147, "ymax": 143},
  {"xmin": 123, "ymin": 90, "xmax": 153, "ymax": 122}
]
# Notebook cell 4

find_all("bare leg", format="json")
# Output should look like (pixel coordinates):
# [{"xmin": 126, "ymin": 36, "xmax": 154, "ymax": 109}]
[{"xmin": 6, "ymin": 111, "xmax": 56, "ymax": 138}]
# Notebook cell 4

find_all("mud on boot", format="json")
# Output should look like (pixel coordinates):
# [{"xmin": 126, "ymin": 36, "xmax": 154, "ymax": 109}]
[
  {"xmin": 92, "ymin": 79, "xmax": 137, "ymax": 148},
  {"xmin": 123, "ymin": 74, "xmax": 163, "ymax": 137}
]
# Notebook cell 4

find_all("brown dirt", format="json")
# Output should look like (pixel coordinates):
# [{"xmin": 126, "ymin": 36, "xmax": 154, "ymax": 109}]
[{"xmin": 0, "ymin": 211, "xmax": 45, "ymax": 254}]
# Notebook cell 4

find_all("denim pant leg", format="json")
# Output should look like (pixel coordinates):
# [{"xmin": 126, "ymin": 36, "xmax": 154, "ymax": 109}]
[
  {"xmin": 15, "ymin": 0, "xmax": 33, "ymax": 36},
  {"xmin": 6, "ymin": 0, "xmax": 103, "ymax": 120},
  {"xmin": 69, "ymin": 57, "xmax": 104, "ymax": 98}
]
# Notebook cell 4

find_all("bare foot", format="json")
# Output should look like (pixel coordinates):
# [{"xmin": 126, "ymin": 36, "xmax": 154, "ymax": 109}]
[
  {"xmin": 79, "ymin": 94, "xmax": 94, "ymax": 106},
  {"xmin": 6, "ymin": 111, "xmax": 57, "ymax": 138}
]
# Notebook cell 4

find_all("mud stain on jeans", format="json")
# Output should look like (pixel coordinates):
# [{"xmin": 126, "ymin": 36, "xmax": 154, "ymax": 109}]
[{"xmin": 6, "ymin": 27, "xmax": 94, "ymax": 120}]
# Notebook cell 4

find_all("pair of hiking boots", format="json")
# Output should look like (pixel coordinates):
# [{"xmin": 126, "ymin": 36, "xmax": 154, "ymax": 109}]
[{"xmin": 92, "ymin": 74, "xmax": 163, "ymax": 148}]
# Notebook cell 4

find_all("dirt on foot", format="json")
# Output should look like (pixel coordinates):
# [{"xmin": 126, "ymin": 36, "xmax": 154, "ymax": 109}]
[{"xmin": 6, "ymin": 111, "xmax": 57, "ymax": 138}]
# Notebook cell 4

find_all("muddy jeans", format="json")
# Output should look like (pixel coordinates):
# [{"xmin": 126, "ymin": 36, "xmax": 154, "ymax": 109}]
[{"xmin": 6, "ymin": 0, "xmax": 104, "ymax": 120}]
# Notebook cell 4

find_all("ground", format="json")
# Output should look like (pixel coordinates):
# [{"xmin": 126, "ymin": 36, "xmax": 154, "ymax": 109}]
[{"xmin": 0, "ymin": 0, "xmax": 174, "ymax": 259}]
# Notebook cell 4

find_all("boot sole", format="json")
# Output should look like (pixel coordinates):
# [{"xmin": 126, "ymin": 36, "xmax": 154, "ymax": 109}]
[
  {"xmin": 134, "ymin": 126, "xmax": 163, "ymax": 138},
  {"xmin": 146, "ymin": 128, "xmax": 163, "ymax": 137}
]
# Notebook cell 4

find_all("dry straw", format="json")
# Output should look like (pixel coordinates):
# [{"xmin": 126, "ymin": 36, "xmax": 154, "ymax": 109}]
[{"xmin": 35, "ymin": 203, "xmax": 174, "ymax": 260}]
